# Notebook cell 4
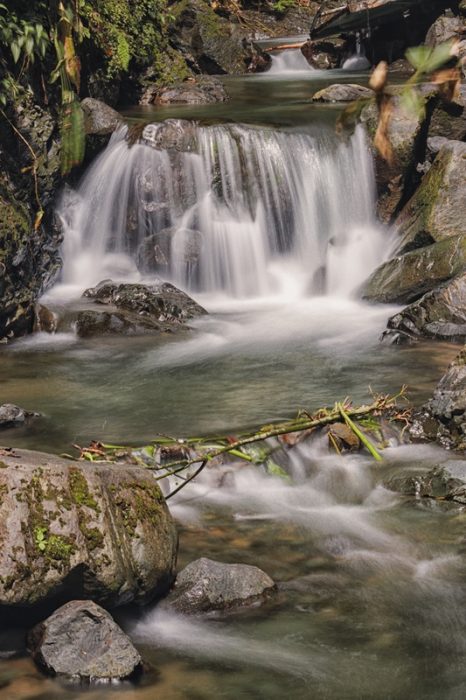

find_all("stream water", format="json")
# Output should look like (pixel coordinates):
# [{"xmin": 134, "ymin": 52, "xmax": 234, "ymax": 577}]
[{"xmin": 1, "ymin": 53, "xmax": 464, "ymax": 700}]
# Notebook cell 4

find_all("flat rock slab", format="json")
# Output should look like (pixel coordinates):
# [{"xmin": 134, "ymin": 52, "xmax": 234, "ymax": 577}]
[
  {"xmin": 0, "ymin": 447, "xmax": 177, "ymax": 609},
  {"xmin": 164, "ymin": 557, "xmax": 276, "ymax": 615},
  {"xmin": 28, "ymin": 600, "xmax": 142, "ymax": 682}
]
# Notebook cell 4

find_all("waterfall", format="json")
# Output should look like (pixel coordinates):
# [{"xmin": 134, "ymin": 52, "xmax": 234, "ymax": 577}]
[
  {"xmin": 58, "ymin": 121, "xmax": 386, "ymax": 300},
  {"xmin": 268, "ymin": 48, "xmax": 313, "ymax": 75}
]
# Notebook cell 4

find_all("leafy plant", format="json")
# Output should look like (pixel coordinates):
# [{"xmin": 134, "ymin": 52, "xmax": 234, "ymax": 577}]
[{"xmin": 0, "ymin": 3, "xmax": 49, "ymax": 67}]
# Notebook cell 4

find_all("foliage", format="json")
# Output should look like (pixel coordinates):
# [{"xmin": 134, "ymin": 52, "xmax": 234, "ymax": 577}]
[{"xmin": 0, "ymin": 3, "xmax": 49, "ymax": 68}]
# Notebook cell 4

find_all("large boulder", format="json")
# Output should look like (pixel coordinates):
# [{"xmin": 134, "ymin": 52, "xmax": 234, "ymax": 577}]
[
  {"xmin": 28, "ymin": 600, "xmax": 142, "ymax": 682},
  {"xmin": 80, "ymin": 98, "xmax": 123, "ymax": 136},
  {"xmin": 76, "ymin": 280, "xmax": 206, "ymax": 338},
  {"xmin": 395, "ymin": 141, "xmax": 466, "ymax": 255},
  {"xmin": 0, "ymin": 448, "xmax": 177, "ymax": 610},
  {"xmin": 384, "ymin": 273, "xmax": 466, "ymax": 344},
  {"xmin": 359, "ymin": 91, "xmax": 430, "ymax": 223},
  {"xmin": 312, "ymin": 84, "xmax": 373, "ymax": 102},
  {"xmin": 164, "ymin": 557, "xmax": 276, "ymax": 615},
  {"xmin": 362, "ymin": 234, "xmax": 466, "ymax": 304}
]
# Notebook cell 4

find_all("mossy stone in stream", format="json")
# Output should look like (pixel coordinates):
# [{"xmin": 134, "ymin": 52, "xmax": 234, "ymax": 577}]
[{"xmin": 0, "ymin": 448, "xmax": 177, "ymax": 610}]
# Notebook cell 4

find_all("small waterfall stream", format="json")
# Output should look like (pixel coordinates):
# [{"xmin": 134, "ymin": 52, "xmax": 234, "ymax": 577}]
[{"xmin": 58, "ymin": 122, "xmax": 386, "ymax": 301}]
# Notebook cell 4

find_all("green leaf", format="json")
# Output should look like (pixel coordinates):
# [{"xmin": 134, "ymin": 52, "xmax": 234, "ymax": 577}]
[
  {"xmin": 265, "ymin": 459, "xmax": 291, "ymax": 481},
  {"xmin": 10, "ymin": 41, "xmax": 20, "ymax": 63},
  {"xmin": 406, "ymin": 42, "xmax": 453, "ymax": 74}
]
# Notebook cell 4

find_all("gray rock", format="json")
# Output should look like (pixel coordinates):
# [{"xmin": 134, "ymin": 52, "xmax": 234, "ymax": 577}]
[
  {"xmin": 386, "ymin": 460, "xmax": 466, "ymax": 505},
  {"xmin": 312, "ymin": 84, "xmax": 373, "ymax": 103},
  {"xmin": 359, "ymin": 90, "xmax": 431, "ymax": 223},
  {"xmin": 301, "ymin": 39, "xmax": 345, "ymax": 70},
  {"xmin": 430, "ymin": 348, "xmax": 466, "ymax": 421},
  {"xmin": 362, "ymin": 234, "xmax": 466, "ymax": 304},
  {"xmin": 425, "ymin": 15, "xmax": 464, "ymax": 47},
  {"xmin": 395, "ymin": 141, "xmax": 466, "ymax": 254},
  {"xmin": 81, "ymin": 98, "xmax": 123, "ymax": 136},
  {"xmin": 28, "ymin": 601, "xmax": 142, "ymax": 682},
  {"xmin": 164, "ymin": 557, "xmax": 275, "ymax": 615},
  {"xmin": 0, "ymin": 404, "xmax": 38, "ymax": 429},
  {"xmin": 0, "ymin": 447, "xmax": 177, "ymax": 609},
  {"xmin": 141, "ymin": 78, "xmax": 228, "ymax": 106},
  {"xmin": 384, "ymin": 273, "xmax": 466, "ymax": 344}
]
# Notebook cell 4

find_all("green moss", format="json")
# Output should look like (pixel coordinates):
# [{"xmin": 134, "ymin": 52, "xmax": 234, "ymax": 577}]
[
  {"xmin": 115, "ymin": 480, "xmax": 164, "ymax": 538},
  {"xmin": 0, "ymin": 462, "xmax": 8, "ymax": 469},
  {"xmin": 68, "ymin": 467, "xmax": 100, "ymax": 511}
]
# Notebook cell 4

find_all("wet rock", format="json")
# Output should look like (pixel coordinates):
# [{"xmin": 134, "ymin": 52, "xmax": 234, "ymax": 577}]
[
  {"xmin": 360, "ymin": 90, "xmax": 433, "ymax": 223},
  {"xmin": 136, "ymin": 228, "xmax": 202, "ymax": 274},
  {"xmin": 425, "ymin": 15, "xmax": 464, "ymax": 47},
  {"xmin": 0, "ymin": 447, "xmax": 177, "ymax": 609},
  {"xmin": 28, "ymin": 600, "xmax": 142, "ymax": 682},
  {"xmin": 395, "ymin": 141, "xmax": 466, "ymax": 254},
  {"xmin": 387, "ymin": 58, "xmax": 415, "ymax": 76},
  {"xmin": 164, "ymin": 557, "xmax": 276, "ymax": 615},
  {"xmin": 0, "ymin": 404, "xmax": 38, "ymax": 429},
  {"xmin": 141, "ymin": 77, "xmax": 228, "ymax": 106},
  {"xmin": 384, "ymin": 273, "xmax": 466, "ymax": 344},
  {"xmin": 81, "ymin": 98, "xmax": 123, "ymax": 136},
  {"xmin": 77, "ymin": 281, "xmax": 206, "ymax": 338},
  {"xmin": 386, "ymin": 460, "xmax": 466, "ymax": 504},
  {"xmin": 140, "ymin": 119, "xmax": 199, "ymax": 153},
  {"xmin": 430, "ymin": 348, "xmax": 466, "ymax": 421},
  {"xmin": 301, "ymin": 39, "xmax": 345, "ymax": 70},
  {"xmin": 312, "ymin": 84, "xmax": 373, "ymax": 103},
  {"xmin": 362, "ymin": 234, "xmax": 466, "ymax": 304}
]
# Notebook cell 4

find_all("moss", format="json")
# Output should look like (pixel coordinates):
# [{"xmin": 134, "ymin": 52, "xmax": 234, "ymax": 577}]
[
  {"xmin": 0, "ymin": 462, "xmax": 8, "ymax": 469},
  {"xmin": 68, "ymin": 467, "xmax": 100, "ymax": 511},
  {"xmin": 44, "ymin": 534, "xmax": 75, "ymax": 562},
  {"xmin": 115, "ymin": 480, "xmax": 164, "ymax": 538},
  {"xmin": 0, "ymin": 483, "xmax": 7, "ymax": 506}
]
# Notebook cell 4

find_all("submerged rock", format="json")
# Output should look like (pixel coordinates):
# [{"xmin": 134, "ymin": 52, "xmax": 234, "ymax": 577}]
[
  {"xmin": 386, "ymin": 460, "xmax": 466, "ymax": 505},
  {"xmin": 362, "ymin": 234, "xmax": 466, "ymax": 305},
  {"xmin": 312, "ymin": 84, "xmax": 373, "ymax": 103},
  {"xmin": 28, "ymin": 600, "xmax": 142, "ymax": 682},
  {"xmin": 384, "ymin": 273, "xmax": 466, "ymax": 344},
  {"xmin": 164, "ymin": 557, "xmax": 276, "ymax": 615},
  {"xmin": 395, "ymin": 141, "xmax": 466, "ymax": 255},
  {"xmin": 0, "ymin": 404, "xmax": 38, "ymax": 429},
  {"xmin": 136, "ymin": 227, "xmax": 202, "ymax": 274},
  {"xmin": 0, "ymin": 448, "xmax": 177, "ymax": 610},
  {"xmin": 77, "ymin": 281, "xmax": 206, "ymax": 338},
  {"xmin": 139, "ymin": 119, "xmax": 199, "ymax": 153}
]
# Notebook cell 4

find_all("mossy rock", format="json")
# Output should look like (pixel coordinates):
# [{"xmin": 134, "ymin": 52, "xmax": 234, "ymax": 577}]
[
  {"xmin": 0, "ymin": 448, "xmax": 177, "ymax": 610},
  {"xmin": 362, "ymin": 234, "xmax": 466, "ymax": 305},
  {"xmin": 395, "ymin": 141, "xmax": 466, "ymax": 254}
]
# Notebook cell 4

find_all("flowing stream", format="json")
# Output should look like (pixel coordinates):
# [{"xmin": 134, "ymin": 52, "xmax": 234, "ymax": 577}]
[{"xmin": 0, "ymin": 51, "xmax": 464, "ymax": 700}]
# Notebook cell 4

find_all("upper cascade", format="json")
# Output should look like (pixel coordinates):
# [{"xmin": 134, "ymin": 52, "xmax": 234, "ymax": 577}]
[{"xmin": 58, "ymin": 120, "xmax": 386, "ymax": 300}]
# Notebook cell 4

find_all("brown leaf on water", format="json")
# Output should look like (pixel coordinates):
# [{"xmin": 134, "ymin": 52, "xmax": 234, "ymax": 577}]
[{"xmin": 373, "ymin": 96, "xmax": 394, "ymax": 164}]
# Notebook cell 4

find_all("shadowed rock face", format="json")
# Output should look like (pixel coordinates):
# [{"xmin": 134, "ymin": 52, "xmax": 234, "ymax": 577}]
[
  {"xmin": 28, "ymin": 600, "xmax": 142, "ymax": 682},
  {"xmin": 163, "ymin": 557, "xmax": 276, "ymax": 615},
  {"xmin": 395, "ymin": 141, "xmax": 466, "ymax": 255},
  {"xmin": 384, "ymin": 273, "xmax": 466, "ymax": 344},
  {"xmin": 0, "ymin": 448, "xmax": 178, "ymax": 611}
]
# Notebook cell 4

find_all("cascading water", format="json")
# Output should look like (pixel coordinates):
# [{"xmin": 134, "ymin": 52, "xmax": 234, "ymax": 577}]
[
  {"xmin": 267, "ymin": 48, "xmax": 314, "ymax": 74},
  {"xmin": 58, "ymin": 121, "xmax": 387, "ymax": 301}
]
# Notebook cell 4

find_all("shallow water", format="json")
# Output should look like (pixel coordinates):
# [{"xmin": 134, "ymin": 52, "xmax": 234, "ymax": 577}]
[{"xmin": 1, "ymin": 56, "xmax": 464, "ymax": 700}]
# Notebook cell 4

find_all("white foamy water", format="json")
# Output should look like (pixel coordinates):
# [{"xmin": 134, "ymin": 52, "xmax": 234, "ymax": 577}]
[
  {"xmin": 268, "ymin": 48, "xmax": 314, "ymax": 74},
  {"xmin": 55, "ymin": 123, "xmax": 390, "ymax": 304}
]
